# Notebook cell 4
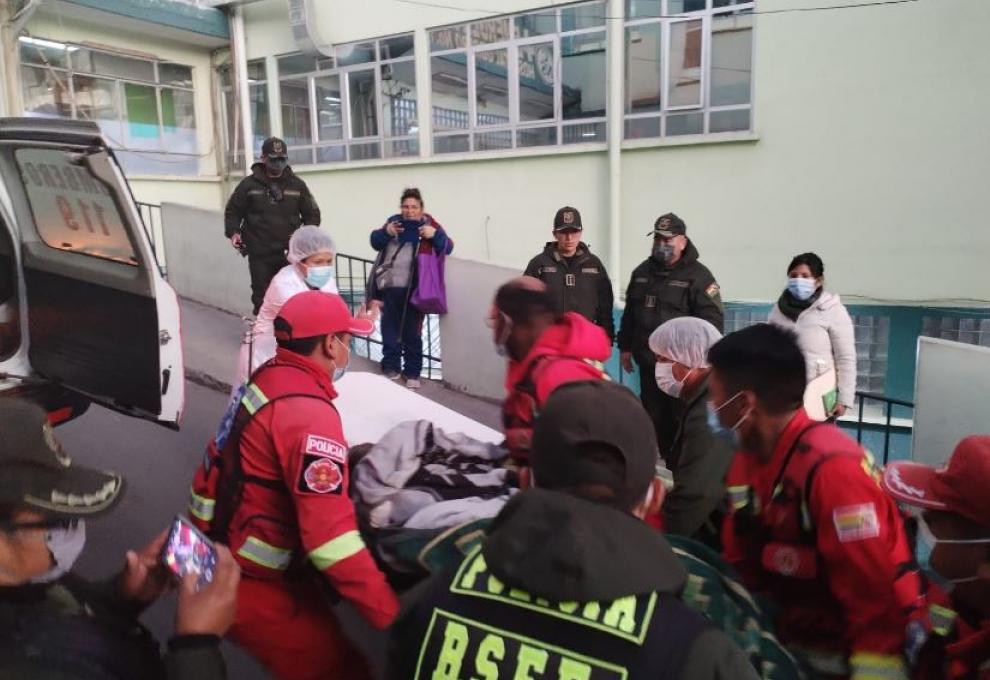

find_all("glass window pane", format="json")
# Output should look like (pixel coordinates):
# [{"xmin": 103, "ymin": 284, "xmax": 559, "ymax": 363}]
[
  {"xmin": 21, "ymin": 66, "xmax": 72, "ymax": 118},
  {"xmin": 666, "ymin": 112, "xmax": 703, "ymax": 136},
  {"xmin": 161, "ymin": 88, "xmax": 197, "ymax": 154},
  {"xmin": 515, "ymin": 11, "xmax": 556, "ymax": 38},
  {"xmin": 336, "ymin": 42, "xmax": 376, "ymax": 67},
  {"xmin": 431, "ymin": 54, "xmax": 469, "ymax": 131},
  {"xmin": 475, "ymin": 130, "xmax": 512, "ymax": 151},
  {"xmin": 517, "ymin": 126, "xmax": 557, "ymax": 148},
  {"xmin": 73, "ymin": 49, "xmax": 155, "ymax": 82},
  {"xmin": 625, "ymin": 0, "xmax": 660, "ymax": 19},
  {"xmin": 349, "ymin": 141, "xmax": 381, "ymax": 160},
  {"xmin": 710, "ymin": 12, "xmax": 753, "ymax": 106},
  {"xmin": 381, "ymin": 61, "xmax": 417, "ymax": 137},
  {"xmin": 278, "ymin": 53, "xmax": 319, "ymax": 77},
  {"xmin": 316, "ymin": 145, "xmax": 346, "ymax": 163},
  {"xmin": 218, "ymin": 63, "xmax": 233, "ymax": 89},
  {"xmin": 72, "ymin": 76, "xmax": 123, "ymax": 143},
  {"xmin": 475, "ymin": 49, "xmax": 509, "ymax": 126},
  {"xmin": 624, "ymin": 117, "xmax": 661, "ymax": 139},
  {"xmin": 562, "ymin": 32, "xmax": 606, "ymax": 120},
  {"xmin": 314, "ymin": 75, "xmax": 343, "ymax": 142},
  {"xmin": 348, "ymin": 69, "xmax": 378, "ymax": 138},
  {"xmin": 471, "ymin": 18, "xmax": 509, "ymax": 46},
  {"xmin": 562, "ymin": 2, "xmax": 606, "ymax": 31},
  {"xmin": 709, "ymin": 108, "xmax": 750, "ymax": 133},
  {"xmin": 380, "ymin": 34, "xmax": 415, "ymax": 61},
  {"xmin": 625, "ymin": 24, "xmax": 662, "ymax": 113},
  {"xmin": 247, "ymin": 59, "xmax": 267, "ymax": 81},
  {"xmin": 19, "ymin": 37, "xmax": 69, "ymax": 69},
  {"xmin": 715, "ymin": 0, "xmax": 751, "ymax": 6},
  {"xmin": 430, "ymin": 26, "xmax": 466, "ymax": 52},
  {"xmin": 249, "ymin": 81, "xmax": 271, "ymax": 144},
  {"xmin": 518, "ymin": 43, "xmax": 555, "ymax": 123},
  {"xmin": 159, "ymin": 63, "xmax": 193, "ymax": 88},
  {"xmin": 386, "ymin": 139, "xmax": 420, "ymax": 158},
  {"xmin": 279, "ymin": 77, "xmax": 312, "ymax": 147},
  {"xmin": 668, "ymin": 20, "xmax": 703, "ymax": 107},
  {"xmin": 288, "ymin": 147, "xmax": 313, "ymax": 165},
  {"xmin": 669, "ymin": 0, "xmax": 706, "ymax": 12},
  {"xmin": 15, "ymin": 147, "xmax": 137, "ymax": 265},
  {"xmin": 563, "ymin": 121, "xmax": 605, "ymax": 144},
  {"xmin": 122, "ymin": 83, "xmax": 159, "ymax": 149},
  {"xmin": 434, "ymin": 134, "xmax": 469, "ymax": 154}
]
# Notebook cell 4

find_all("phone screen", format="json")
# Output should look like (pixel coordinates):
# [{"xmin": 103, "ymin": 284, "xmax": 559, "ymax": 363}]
[{"xmin": 161, "ymin": 516, "xmax": 218, "ymax": 587}]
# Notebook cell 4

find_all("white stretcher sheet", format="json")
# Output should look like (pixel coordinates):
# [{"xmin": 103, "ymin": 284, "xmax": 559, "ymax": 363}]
[{"xmin": 333, "ymin": 372, "xmax": 502, "ymax": 446}]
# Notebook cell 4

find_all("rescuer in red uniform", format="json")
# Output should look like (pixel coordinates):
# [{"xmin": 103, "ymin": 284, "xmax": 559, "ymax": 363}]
[
  {"xmin": 708, "ymin": 323, "xmax": 918, "ymax": 679},
  {"xmin": 189, "ymin": 290, "xmax": 398, "ymax": 680}
]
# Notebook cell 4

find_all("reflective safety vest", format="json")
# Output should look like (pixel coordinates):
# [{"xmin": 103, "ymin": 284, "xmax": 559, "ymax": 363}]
[{"xmin": 188, "ymin": 362, "xmax": 334, "ymax": 578}]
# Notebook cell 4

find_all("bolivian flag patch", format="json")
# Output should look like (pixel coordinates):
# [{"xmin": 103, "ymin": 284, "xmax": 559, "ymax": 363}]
[{"xmin": 833, "ymin": 503, "xmax": 880, "ymax": 542}]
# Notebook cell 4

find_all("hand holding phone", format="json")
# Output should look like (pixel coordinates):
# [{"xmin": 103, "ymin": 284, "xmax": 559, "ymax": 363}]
[{"xmin": 160, "ymin": 515, "xmax": 219, "ymax": 589}]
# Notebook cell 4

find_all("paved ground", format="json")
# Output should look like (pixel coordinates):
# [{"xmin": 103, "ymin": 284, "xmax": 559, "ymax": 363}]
[{"xmin": 52, "ymin": 298, "xmax": 502, "ymax": 678}]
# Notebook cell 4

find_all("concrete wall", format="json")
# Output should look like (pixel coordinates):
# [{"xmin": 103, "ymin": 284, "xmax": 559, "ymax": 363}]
[
  {"xmin": 129, "ymin": 178, "xmax": 225, "ymax": 212},
  {"xmin": 440, "ymin": 257, "xmax": 519, "ymax": 401},
  {"xmin": 161, "ymin": 202, "xmax": 253, "ymax": 316}
]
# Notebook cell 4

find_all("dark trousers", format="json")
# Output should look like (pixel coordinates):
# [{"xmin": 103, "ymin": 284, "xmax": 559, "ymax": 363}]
[
  {"xmin": 380, "ymin": 287, "xmax": 423, "ymax": 378},
  {"xmin": 636, "ymin": 353, "xmax": 682, "ymax": 458},
  {"xmin": 248, "ymin": 252, "xmax": 288, "ymax": 315}
]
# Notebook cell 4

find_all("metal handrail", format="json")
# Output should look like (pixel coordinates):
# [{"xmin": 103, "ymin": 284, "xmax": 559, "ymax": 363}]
[
  {"xmin": 135, "ymin": 201, "xmax": 166, "ymax": 276},
  {"xmin": 854, "ymin": 390, "xmax": 915, "ymax": 465},
  {"xmin": 334, "ymin": 252, "xmax": 442, "ymax": 380}
]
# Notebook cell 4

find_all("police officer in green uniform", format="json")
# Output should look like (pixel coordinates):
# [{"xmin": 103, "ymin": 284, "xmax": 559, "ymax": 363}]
[
  {"xmin": 523, "ymin": 206, "xmax": 615, "ymax": 341},
  {"xmin": 388, "ymin": 380, "xmax": 757, "ymax": 680},
  {"xmin": 618, "ymin": 213, "xmax": 723, "ymax": 456}
]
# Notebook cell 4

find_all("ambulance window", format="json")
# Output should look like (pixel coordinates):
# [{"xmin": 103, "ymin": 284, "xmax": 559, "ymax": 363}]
[
  {"xmin": 0, "ymin": 220, "xmax": 20, "ymax": 359},
  {"xmin": 14, "ymin": 148, "xmax": 138, "ymax": 266}
]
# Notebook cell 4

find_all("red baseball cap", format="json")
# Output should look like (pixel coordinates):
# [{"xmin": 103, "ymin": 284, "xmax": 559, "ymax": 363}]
[
  {"xmin": 274, "ymin": 291, "xmax": 374, "ymax": 342},
  {"xmin": 882, "ymin": 435, "xmax": 990, "ymax": 528}
]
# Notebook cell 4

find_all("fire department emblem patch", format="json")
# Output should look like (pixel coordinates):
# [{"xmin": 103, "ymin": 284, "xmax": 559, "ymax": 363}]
[{"xmin": 300, "ymin": 456, "xmax": 343, "ymax": 495}]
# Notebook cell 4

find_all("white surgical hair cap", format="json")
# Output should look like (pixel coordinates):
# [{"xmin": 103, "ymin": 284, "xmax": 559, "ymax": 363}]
[
  {"xmin": 647, "ymin": 317, "xmax": 723, "ymax": 369},
  {"xmin": 287, "ymin": 225, "xmax": 336, "ymax": 264}
]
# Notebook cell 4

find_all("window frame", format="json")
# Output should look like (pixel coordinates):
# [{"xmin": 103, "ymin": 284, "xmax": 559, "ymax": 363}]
[
  {"xmin": 218, "ymin": 58, "xmax": 269, "ymax": 171},
  {"xmin": 623, "ymin": 0, "xmax": 754, "ymax": 140},
  {"xmin": 430, "ymin": 0, "xmax": 608, "ymax": 155}
]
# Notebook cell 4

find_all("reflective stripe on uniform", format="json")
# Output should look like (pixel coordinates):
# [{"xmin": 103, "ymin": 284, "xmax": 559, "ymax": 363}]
[
  {"xmin": 309, "ymin": 530, "xmax": 366, "ymax": 571},
  {"xmin": 237, "ymin": 536, "xmax": 292, "ymax": 570},
  {"xmin": 240, "ymin": 383, "xmax": 269, "ymax": 415},
  {"xmin": 188, "ymin": 490, "xmax": 215, "ymax": 522},
  {"xmin": 929, "ymin": 603, "xmax": 957, "ymax": 637},
  {"xmin": 849, "ymin": 652, "xmax": 909, "ymax": 680},
  {"xmin": 727, "ymin": 485, "xmax": 750, "ymax": 510}
]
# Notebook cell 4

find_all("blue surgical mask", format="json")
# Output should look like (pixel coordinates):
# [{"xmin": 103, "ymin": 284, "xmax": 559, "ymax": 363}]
[
  {"xmin": 31, "ymin": 520, "xmax": 86, "ymax": 583},
  {"xmin": 706, "ymin": 392, "xmax": 749, "ymax": 448},
  {"xmin": 787, "ymin": 277, "xmax": 817, "ymax": 301},
  {"xmin": 914, "ymin": 514, "xmax": 988, "ymax": 593},
  {"xmin": 305, "ymin": 265, "xmax": 335, "ymax": 290}
]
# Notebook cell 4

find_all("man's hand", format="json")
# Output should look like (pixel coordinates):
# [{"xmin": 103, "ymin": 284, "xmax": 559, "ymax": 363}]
[
  {"xmin": 620, "ymin": 352, "xmax": 634, "ymax": 374},
  {"xmin": 367, "ymin": 299, "xmax": 383, "ymax": 314},
  {"xmin": 832, "ymin": 404, "xmax": 848, "ymax": 418},
  {"xmin": 118, "ymin": 529, "xmax": 173, "ymax": 608},
  {"xmin": 230, "ymin": 233, "xmax": 244, "ymax": 250},
  {"xmin": 175, "ymin": 545, "xmax": 240, "ymax": 637},
  {"xmin": 358, "ymin": 303, "xmax": 380, "ymax": 324},
  {"xmin": 385, "ymin": 221, "xmax": 403, "ymax": 238},
  {"xmin": 419, "ymin": 225, "xmax": 437, "ymax": 240}
]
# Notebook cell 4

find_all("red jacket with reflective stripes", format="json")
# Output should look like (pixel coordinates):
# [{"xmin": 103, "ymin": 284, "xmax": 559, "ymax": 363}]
[
  {"xmin": 190, "ymin": 349, "xmax": 397, "ymax": 630},
  {"xmin": 722, "ymin": 409, "xmax": 919, "ymax": 673},
  {"xmin": 501, "ymin": 312, "xmax": 611, "ymax": 462}
]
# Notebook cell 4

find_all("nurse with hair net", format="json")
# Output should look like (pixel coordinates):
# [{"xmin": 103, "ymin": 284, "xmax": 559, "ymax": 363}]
[
  {"xmin": 648, "ymin": 316, "xmax": 733, "ymax": 549},
  {"xmin": 234, "ymin": 226, "xmax": 373, "ymax": 387}
]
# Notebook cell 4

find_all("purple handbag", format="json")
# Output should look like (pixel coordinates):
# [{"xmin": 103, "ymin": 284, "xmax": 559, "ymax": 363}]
[{"xmin": 410, "ymin": 248, "xmax": 448, "ymax": 314}]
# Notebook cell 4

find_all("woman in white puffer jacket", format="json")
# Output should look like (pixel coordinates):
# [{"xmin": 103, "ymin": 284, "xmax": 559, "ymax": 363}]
[{"xmin": 768, "ymin": 252, "xmax": 857, "ymax": 420}]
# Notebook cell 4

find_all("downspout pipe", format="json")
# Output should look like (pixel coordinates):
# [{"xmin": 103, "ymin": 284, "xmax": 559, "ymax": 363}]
[
  {"xmin": 607, "ymin": 0, "xmax": 625, "ymax": 301},
  {"xmin": 230, "ymin": 5, "xmax": 253, "ymax": 170}
]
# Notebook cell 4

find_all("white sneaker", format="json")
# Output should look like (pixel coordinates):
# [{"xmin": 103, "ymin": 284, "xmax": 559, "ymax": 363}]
[
  {"xmin": 384, "ymin": 370, "xmax": 401, "ymax": 381},
  {"xmin": 405, "ymin": 378, "xmax": 421, "ymax": 390}
]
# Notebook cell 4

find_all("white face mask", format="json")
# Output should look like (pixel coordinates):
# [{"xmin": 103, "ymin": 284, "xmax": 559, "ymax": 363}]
[
  {"xmin": 655, "ymin": 362, "xmax": 692, "ymax": 399},
  {"xmin": 30, "ymin": 519, "xmax": 86, "ymax": 584}
]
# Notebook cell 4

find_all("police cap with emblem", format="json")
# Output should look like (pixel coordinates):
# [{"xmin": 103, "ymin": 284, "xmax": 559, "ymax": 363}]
[
  {"xmin": 531, "ymin": 380, "xmax": 661, "ymax": 510},
  {"xmin": 648, "ymin": 212, "xmax": 687, "ymax": 238},
  {"xmin": 0, "ymin": 398, "xmax": 123, "ymax": 517},
  {"xmin": 261, "ymin": 136, "xmax": 288, "ymax": 159},
  {"xmin": 552, "ymin": 206, "xmax": 583, "ymax": 233}
]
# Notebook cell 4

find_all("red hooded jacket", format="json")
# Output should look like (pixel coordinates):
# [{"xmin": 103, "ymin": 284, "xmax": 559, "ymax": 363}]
[{"xmin": 502, "ymin": 312, "xmax": 611, "ymax": 463}]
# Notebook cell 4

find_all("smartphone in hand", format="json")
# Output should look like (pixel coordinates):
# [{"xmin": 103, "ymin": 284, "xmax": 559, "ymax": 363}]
[{"xmin": 161, "ymin": 515, "xmax": 219, "ymax": 589}]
